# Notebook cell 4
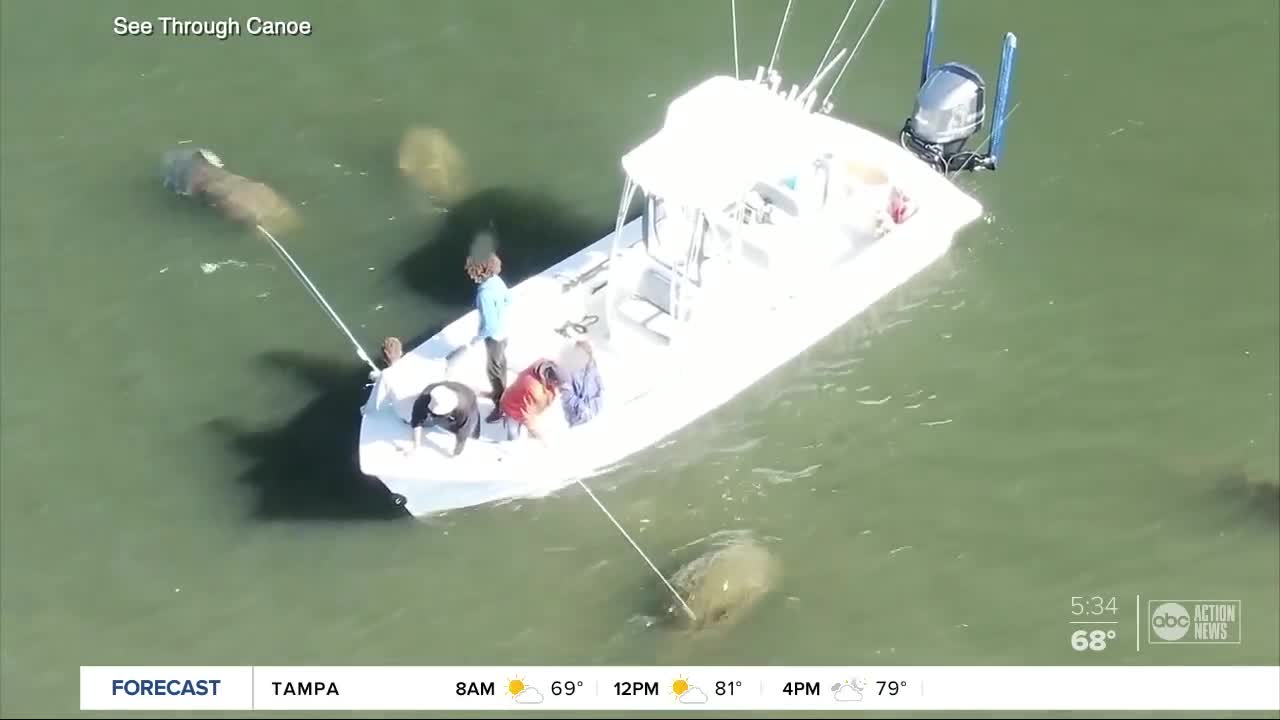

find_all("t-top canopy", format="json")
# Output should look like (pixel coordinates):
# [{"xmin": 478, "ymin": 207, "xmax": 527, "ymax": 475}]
[{"xmin": 621, "ymin": 75, "xmax": 829, "ymax": 211}]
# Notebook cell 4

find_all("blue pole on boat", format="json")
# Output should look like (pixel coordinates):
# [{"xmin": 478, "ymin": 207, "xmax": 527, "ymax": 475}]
[
  {"xmin": 989, "ymin": 32, "xmax": 1018, "ymax": 165},
  {"xmin": 920, "ymin": 0, "xmax": 939, "ymax": 88}
]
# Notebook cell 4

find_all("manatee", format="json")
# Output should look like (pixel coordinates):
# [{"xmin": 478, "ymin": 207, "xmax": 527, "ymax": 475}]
[
  {"xmin": 1216, "ymin": 466, "xmax": 1279, "ymax": 524},
  {"xmin": 661, "ymin": 537, "xmax": 780, "ymax": 633},
  {"xmin": 397, "ymin": 126, "xmax": 467, "ymax": 205},
  {"xmin": 162, "ymin": 147, "xmax": 301, "ymax": 235}
]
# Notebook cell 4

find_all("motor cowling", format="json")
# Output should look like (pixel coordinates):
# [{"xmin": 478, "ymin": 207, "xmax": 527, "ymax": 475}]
[{"xmin": 901, "ymin": 62, "xmax": 995, "ymax": 173}]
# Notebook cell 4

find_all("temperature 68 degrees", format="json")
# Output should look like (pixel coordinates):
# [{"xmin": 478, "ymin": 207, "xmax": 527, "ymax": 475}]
[{"xmin": 1071, "ymin": 628, "xmax": 1116, "ymax": 651}]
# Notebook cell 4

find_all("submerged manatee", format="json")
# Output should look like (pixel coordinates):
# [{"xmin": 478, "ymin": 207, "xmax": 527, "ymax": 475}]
[
  {"xmin": 397, "ymin": 126, "xmax": 467, "ymax": 205},
  {"xmin": 662, "ymin": 537, "xmax": 780, "ymax": 633},
  {"xmin": 1217, "ymin": 466, "xmax": 1279, "ymax": 524},
  {"xmin": 162, "ymin": 147, "xmax": 301, "ymax": 234},
  {"xmin": 1165, "ymin": 455, "xmax": 1280, "ymax": 525}
]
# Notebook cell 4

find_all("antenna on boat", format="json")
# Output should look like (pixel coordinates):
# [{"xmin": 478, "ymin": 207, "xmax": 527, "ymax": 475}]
[
  {"xmin": 809, "ymin": 0, "xmax": 859, "ymax": 89},
  {"xmin": 765, "ymin": 0, "xmax": 794, "ymax": 80},
  {"xmin": 731, "ymin": 0, "xmax": 741, "ymax": 80},
  {"xmin": 255, "ymin": 224, "xmax": 382, "ymax": 380},
  {"xmin": 821, "ymin": 0, "xmax": 890, "ymax": 113}
]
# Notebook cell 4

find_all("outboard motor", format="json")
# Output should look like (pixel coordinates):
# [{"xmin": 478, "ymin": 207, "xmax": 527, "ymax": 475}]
[
  {"xmin": 902, "ymin": 63, "xmax": 991, "ymax": 173},
  {"xmin": 900, "ymin": 0, "xmax": 1018, "ymax": 174}
]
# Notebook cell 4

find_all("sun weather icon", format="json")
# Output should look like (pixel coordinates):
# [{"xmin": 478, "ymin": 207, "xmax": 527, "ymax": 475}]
[
  {"xmin": 831, "ymin": 678, "xmax": 865, "ymax": 702},
  {"xmin": 506, "ymin": 676, "xmax": 543, "ymax": 704},
  {"xmin": 670, "ymin": 675, "xmax": 708, "ymax": 704}
]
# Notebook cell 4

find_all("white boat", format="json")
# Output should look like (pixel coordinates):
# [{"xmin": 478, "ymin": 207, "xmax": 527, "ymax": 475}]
[{"xmin": 356, "ymin": 0, "xmax": 1019, "ymax": 517}]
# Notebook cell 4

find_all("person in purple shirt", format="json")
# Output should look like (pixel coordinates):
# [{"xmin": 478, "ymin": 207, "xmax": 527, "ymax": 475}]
[
  {"xmin": 561, "ymin": 340, "xmax": 604, "ymax": 427},
  {"xmin": 463, "ymin": 251, "xmax": 512, "ymax": 423}
]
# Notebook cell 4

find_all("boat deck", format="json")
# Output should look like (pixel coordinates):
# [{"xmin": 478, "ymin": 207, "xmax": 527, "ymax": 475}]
[{"xmin": 359, "ymin": 222, "xmax": 676, "ymax": 505}]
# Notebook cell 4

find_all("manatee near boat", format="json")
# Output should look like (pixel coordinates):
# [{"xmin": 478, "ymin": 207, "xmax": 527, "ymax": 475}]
[
  {"xmin": 397, "ymin": 126, "xmax": 467, "ymax": 205},
  {"xmin": 662, "ymin": 537, "xmax": 780, "ymax": 633},
  {"xmin": 162, "ymin": 147, "xmax": 301, "ymax": 235}
]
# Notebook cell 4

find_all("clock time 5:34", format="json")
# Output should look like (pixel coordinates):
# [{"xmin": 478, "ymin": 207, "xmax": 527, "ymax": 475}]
[{"xmin": 1071, "ymin": 596, "xmax": 1118, "ymax": 616}]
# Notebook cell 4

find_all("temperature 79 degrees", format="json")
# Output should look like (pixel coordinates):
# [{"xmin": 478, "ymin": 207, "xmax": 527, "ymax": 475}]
[{"xmin": 877, "ymin": 680, "xmax": 908, "ymax": 696}]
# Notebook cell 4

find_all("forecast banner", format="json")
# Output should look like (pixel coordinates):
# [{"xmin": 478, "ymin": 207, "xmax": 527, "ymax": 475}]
[{"xmin": 81, "ymin": 666, "xmax": 1279, "ymax": 712}]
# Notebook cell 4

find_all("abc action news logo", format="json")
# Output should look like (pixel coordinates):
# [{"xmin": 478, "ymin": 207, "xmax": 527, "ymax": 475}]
[{"xmin": 1148, "ymin": 600, "xmax": 1242, "ymax": 644}]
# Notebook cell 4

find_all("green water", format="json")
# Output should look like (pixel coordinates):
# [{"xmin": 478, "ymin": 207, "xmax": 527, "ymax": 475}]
[{"xmin": 2, "ymin": 0, "xmax": 1277, "ymax": 717}]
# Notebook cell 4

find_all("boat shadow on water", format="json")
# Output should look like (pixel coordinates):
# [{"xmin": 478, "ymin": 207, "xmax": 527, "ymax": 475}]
[
  {"xmin": 204, "ymin": 187, "xmax": 627, "ymax": 522},
  {"xmin": 208, "ymin": 351, "xmax": 408, "ymax": 522},
  {"xmin": 394, "ymin": 185, "xmax": 628, "ymax": 310}
]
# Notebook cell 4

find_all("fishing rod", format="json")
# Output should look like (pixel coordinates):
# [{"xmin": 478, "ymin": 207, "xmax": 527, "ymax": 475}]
[
  {"xmin": 765, "ymin": 0, "xmax": 794, "ymax": 79},
  {"xmin": 800, "ymin": 48, "xmax": 848, "ymax": 107},
  {"xmin": 822, "ymin": 0, "xmax": 890, "ymax": 111},
  {"xmin": 809, "ymin": 0, "xmax": 859, "ymax": 89},
  {"xmin": 731, "ymin": 0, "xmax": 741, "ymax": 80},
  {"xmin": 255, "ymin": 224, "xmax": 382, "ymax": 380}
]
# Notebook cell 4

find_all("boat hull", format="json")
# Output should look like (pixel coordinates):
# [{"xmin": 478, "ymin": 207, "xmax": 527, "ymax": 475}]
[
  {"xmin": 357, "ymin": 92, "xmax": 985, "ymax": 517},
  {"xmin": 359, "ymin": 210, "xmax": 972, "ymax": 517}
]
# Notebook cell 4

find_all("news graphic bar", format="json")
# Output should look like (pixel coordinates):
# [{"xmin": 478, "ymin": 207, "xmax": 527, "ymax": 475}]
[{"xmin": 81, "ymin": 665, "xmax": 1280, "ymax": 712}]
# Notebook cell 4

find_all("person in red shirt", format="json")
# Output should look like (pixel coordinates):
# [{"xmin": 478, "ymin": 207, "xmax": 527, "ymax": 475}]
[{"xmin": 500, "ymin": 359, "xmax": 564, "ymax": 444}]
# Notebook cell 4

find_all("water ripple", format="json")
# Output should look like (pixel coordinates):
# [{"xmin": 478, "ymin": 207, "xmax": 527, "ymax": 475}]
[
  {"xmin": 715, "ymin": 436, "xmax": 765, "ymax": 454},
  {"xmin": 750, "ymin": 464, "xmax": 823, "ymax": 485}
]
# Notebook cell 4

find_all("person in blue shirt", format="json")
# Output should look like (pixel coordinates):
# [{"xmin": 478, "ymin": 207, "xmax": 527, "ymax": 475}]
[{"xmin": 464, "ymin": 251, "xmax": 512, "ymax": 423}]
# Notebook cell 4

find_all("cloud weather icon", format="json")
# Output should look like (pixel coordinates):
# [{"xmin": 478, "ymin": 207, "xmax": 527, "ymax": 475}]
[
  {"xmin": 514, "ymin": 688, "xmax": 544, "ymax": 704},
  {"xmin": 832, "ymin": 679, "xmax": 864, "ymax": 702},
  {"xmin": 677, "ymin": 687, "xmax": 708, "ymax": 704}
]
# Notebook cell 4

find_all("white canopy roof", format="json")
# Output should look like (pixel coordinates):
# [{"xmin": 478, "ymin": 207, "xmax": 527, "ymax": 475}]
[{"xmin": 621, "ymin": 75, "xmax": 829, "ymax": 211}]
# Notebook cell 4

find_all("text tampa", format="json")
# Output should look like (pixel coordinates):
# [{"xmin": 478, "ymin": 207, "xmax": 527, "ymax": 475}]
[{"xmin": 274, "ymin": 681, "xmax": 340, "ymax": 696}]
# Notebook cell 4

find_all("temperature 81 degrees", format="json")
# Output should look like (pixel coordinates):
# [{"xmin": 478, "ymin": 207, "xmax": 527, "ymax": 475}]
[
  {"xmin": 715, "ymin": 680, "xmax": 742, "ymax": 696},
  {"xmin": 1071, "ymin": 628, "xmax": 1117, "ymax": 652}
]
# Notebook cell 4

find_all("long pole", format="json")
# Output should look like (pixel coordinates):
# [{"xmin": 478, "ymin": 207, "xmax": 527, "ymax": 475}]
[
  {"xmin": 255, "ymin": 224, "xmax": 381, "ymax": 378},
  {"xmin": 823, "ymin": 0, "xmax": 890, "ymax": 108},
  {"xmin": 920, "ymin": 0, "xmax": 939, "ymax": 88},
  {"xmin": 810, "ymin": 0, "xmax": 859, "ymax": 88},
  {"xmin": 576, "ymin": 478, "xmax": 697, "ymax": 622},
  {"xmin": 766, "ymin": 0, "xmax": 794, "ymax": 76},
  {"xmin": 731, "ymin": 0, "xmax": 741, "ymax": 80}
]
